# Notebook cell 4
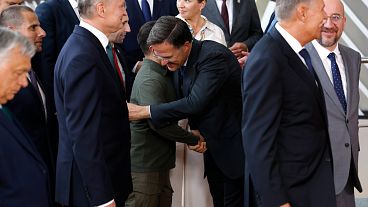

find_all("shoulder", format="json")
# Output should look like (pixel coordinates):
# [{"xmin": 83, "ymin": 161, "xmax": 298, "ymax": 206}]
[{"xmin": 339, "ymin": 44, "xmax": 360, "ymax": 59}]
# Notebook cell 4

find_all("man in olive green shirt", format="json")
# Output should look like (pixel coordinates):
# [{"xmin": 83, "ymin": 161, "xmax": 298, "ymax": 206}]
[{"xmin": 125, "ymin": 21, "xmax": 206, "ymax": 207}]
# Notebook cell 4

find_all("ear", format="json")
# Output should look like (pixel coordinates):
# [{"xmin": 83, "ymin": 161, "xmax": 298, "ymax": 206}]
[
  {"xmin": 200, "ymin": 1, "xmax": 206, "ymax": 11},
  {"xmin": 96, "ymin": 1, "xmax": 105, "ymax": 17},
  {"xmin": 296, "ymin": 3, "xmax": 308, "ymax": 22}
]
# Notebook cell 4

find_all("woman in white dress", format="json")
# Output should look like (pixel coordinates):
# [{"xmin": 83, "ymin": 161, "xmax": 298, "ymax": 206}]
[{"xmin": 170, "ymin": 0, "xmax": 227, "ymax": 206}]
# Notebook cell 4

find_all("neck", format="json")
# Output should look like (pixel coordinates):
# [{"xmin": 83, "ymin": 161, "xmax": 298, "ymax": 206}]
[
  {"xmin": 82, "ymin": 18, "xmax": 110, "ymax": 37},
  {"xmin": 186, "ymin": 15, "xmax": 204, "ymax": 36},
  {"xmin": 279, "ymin": 21, "xmax": 312, "ymax": 47}
]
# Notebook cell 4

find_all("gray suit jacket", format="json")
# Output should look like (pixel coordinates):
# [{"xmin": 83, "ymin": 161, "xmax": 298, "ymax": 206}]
[
  {"xmin": 202, "ymin": 0, "xmax": 263, "ymax": 50},
  {"xmin": 306, "ymin": 43, "xmax": 362, "ymax": 194}
]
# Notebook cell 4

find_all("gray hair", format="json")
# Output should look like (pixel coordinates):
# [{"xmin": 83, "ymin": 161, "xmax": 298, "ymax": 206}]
[
  {"xmin": 78, "ymin": 0, "xmax": 103, "ymax": 18},
  {"xmin": 275, "ymin": 0, "xmax": 311, "ymax": 21},
  {"xmin": 0, "ymin": 5, "xmax": 34, "ymax": 28},
  {"xmin": 0, "ymin": 26, "xmax": 35, "ymax": 61}
]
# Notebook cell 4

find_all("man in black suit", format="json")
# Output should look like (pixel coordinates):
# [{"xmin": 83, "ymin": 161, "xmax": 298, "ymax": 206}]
[
  {"xmin": 202, "ymin": 0, "xmax": 262, "ymax": 58},
  {"xmin": 35, "ymin": 0, "xmax": 80, "ymax": 115},
  {"xmin": 0, "ymin": 27, "xmax": 51, "ymax": 207},
  {"xmin": 0, "ymin": 5, "xmax": 58, "ymax": 202},
  {"xmin": 54, "ymin": 0, "xmax": 132, "ymax": 206},
  {"xmin": 128, "ymin": 16, "xmax": 244, "ymax": 207},
  {"xmin": 123, "ymin": 0, "xmax": 178, "ymax": 71},
  {"xmin": 241, "ymin": 0, "xmax": 336, "ymax": 206}
]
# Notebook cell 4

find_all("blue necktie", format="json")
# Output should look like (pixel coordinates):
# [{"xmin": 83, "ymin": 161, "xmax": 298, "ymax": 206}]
[
  {"xmin": 328, "ymin": 52, "xmax": 347, "ymax": 113},
  {"xmin": 299, "ymin": 48, "xmax": 315, "ymax": 73},
  {"xmin": 141, "ymin": 0, "xmax": 152, "ymax": 22}
]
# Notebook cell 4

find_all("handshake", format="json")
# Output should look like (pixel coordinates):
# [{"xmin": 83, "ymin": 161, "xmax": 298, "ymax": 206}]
[{"xmin": 188, "ymin": 130, "xmax": 207, "ymax": 153}]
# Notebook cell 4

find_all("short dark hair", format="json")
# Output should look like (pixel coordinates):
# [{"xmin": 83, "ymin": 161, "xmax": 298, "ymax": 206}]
[
  {"xmin": 0, "ymin": 5, "xmax": 34, "ymax": 27},
  {"xmin": 147, "ymin": 16, "xmax": 192, "ymax": 48},
  {"xmin": 137, "ymin": 21, "xmax": 156, "ymax": 55}
]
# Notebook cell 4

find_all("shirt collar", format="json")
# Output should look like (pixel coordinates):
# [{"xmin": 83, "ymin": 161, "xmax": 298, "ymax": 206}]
[
  {"xmin": 275, "ymin": 23, "xmax": 304, "ymax": 54},
  {"xmin": 312, "ymin": 40, "xmax": 340, "ymax": 60},
  {"xmin": 79, "ymin": 20, "xmax": 109, "ymax": 52},
  {"xmin": 68, "ymin": 0, "xmax": 78, "ymax": 9}
]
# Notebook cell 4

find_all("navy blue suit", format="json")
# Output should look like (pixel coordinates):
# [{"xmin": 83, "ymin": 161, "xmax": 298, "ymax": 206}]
[
  {"xmin": 150, "ymin": 40, "xmax": 244, "ymax": 207},
  {"xmin": 0, "ymin": 108, "xmax": 51, "ymax": 207},
  {"xmin": 5, "ymin": 72, "xmax": 57, "ymax": 198},
  {"xmin": 241, "ymin": 28, "xmax": 336, "ymax": 207},
  {"xmin": 54, "ymin": 26, "xmax": 132, "ymax": 206},
  {"xmin": 123, "ymin": 0, "xmax": 178, "ymax": 70},
  {"xmin": 35, "ymin": 0, "xmax": 80, "ymax": 113}
]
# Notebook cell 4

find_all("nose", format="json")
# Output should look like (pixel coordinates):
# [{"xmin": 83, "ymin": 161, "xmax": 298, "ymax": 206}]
[
  {"xmin": 177, "ymin": 0, "xmax": 184, "ymax": 8},
  {"xmin": 160, "ymin": 59, "xmax": 169, "ymax": 66},
  {"xmin": 38, "ymin": 27, "xmax": 46, "ymax": 38},
  {"xmin": 324, "ymin": 17, "xmax": 334, "ymax": 28},
  {"xmin": 126, "ymin": 23, "xmax": 131, "ymax": 33}
]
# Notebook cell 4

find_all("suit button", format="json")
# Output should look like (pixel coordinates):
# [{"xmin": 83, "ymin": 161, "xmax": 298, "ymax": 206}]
[{"xmin": 345, "ymin": 143, "xmax": 350, "ymax": 147}]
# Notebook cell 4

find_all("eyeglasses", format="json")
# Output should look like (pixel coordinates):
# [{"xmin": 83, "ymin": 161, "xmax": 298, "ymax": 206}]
[{"xmin": 326, "ymin": 14, "xmax": 343, "ymax": 24}]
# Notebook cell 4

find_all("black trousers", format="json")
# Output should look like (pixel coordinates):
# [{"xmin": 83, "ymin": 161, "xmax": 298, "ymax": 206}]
[{"xmin": 205, "ymin": 152, "xmax": 244, "ymax": 207}]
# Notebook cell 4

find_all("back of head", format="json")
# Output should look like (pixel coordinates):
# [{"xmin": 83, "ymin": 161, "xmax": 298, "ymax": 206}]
[
  {"xmin": 137, "ymin": 21, "xmax": 156, "ymax": 55},
  {"xmin": 147, "ymin": 16, "xmax": 192, "ymax": 48},
  {"xmin": 275, "ymin": 0, "xmax": 309, "ymax": 21},
  {"xmin": 0, "ymin": 5, "xmax": 33, "ymax": 28},
  {"xmin": 0, "ymin": 26, "xmax": 35, "ymax": 64},
  {"xmin": 78, "ymin": 0, "xmax": 100, "ymax": 19}
]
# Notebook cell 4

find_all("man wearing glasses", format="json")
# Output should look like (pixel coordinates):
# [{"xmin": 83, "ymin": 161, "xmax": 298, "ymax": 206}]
[{"xmin": 306, "ymin": 0, "xmax": 362, "ymax": 206}]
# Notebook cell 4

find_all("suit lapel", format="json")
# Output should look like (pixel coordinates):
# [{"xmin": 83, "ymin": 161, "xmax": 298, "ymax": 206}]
[
  {"xmin": 129, "ymin": 0, "xmax": 146, "ymax": 23},
  {"xmin": 205, "ymin": 0, "xmax": 227, "ymax": 33},
  {"xmin": 307, "ymin": 43, "xmax": 346, "ymax": 115},
  {"xmin": 232, "ymin": 0, "xmax": 240, "ymax": 35},
  {"xmin": 0, "ymin": 110, "xmax": 45, "ymax": 165},
  {"xmin": 181, "ymin": 40, "xmax": 202, "ymax": 96},
  {"xmin": 340, "ymin": 45, "xmax": 353, "ymax": 116},
  {"xmin": 269, "ymin": 29, "xmax": 326, "ymax": 112},
  {"xmin": 152, "ymin": 0, "xmax": 161, "ymax": 19}
]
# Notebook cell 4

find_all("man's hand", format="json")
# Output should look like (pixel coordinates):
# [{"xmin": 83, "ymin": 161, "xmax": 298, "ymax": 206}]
[
  {"xmin": 238, "ymin": 51, "xmax": 249, "ymax": 68},
  {"xmin": 229, "ymin": 42, "xmax": 248, "ymax": 58},
  {"xmin": 127, "ymin": 103, "xmax": 150, "ymax": 121},
  {"xmin": 188, "ymin": 130, "xmax": 207, "ymax": 153}
]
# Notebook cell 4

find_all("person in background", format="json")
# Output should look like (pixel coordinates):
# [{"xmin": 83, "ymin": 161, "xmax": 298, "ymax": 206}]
[
  {"xmin": 306, "ymin": 0, "xmax": 362, "ymax": 206},
  {"xmin": 202, "ymin": 0, "xmax": 263, "ymax": 59},
  {"xmin": 176, "ymin": 0, "xmax": 226, "ymax": 46},
  {"xmin": 0, "ymin": 26, "xmax": 51, "ymax": 207}
]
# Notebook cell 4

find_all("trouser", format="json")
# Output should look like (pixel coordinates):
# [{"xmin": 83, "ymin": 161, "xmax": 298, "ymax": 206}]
[
  {"xmin": 125, "ymin": 170, "xmax": 173, "ymax": 207},
  {"xmin": 205, "ymin": 152, "xmax": 244, "ymax": 207}
]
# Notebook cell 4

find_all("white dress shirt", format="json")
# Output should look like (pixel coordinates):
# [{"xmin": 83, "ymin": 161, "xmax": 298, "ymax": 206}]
[
  {"xmin": 215, "ymin": 0, "xmax": 233, "ymax": 33},
  {"xmin": 79, "ymin": 20, "xmax": 114, "ymax": 207},
  {"xmin": 275, "ymin": 23, "xmax": 307, "ymax": 67},
  {"xmin": 137, "ymin": 0, "xmax": 154, "ymax": 16},
  {"xmin": 312, "ymin": 40, "xmax": 347, "ymax": 98},
  {"xmin": 68, "ymin": 0, "xmax": 80, "ymax": 19}
]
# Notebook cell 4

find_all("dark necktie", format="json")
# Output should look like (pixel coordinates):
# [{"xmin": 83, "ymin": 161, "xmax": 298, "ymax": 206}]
[
  {"xmin": 29, "ymin": 70, "xmax": 42, "ymax": 100},
  {"xmin": 221, "ymin": 0, "xmax": 229, "ymax": 33},
  {"xmin": 1, "ymin": 106, "xmax": 13, "ymax": 121},
  {"xmin": 328, "ymin": 52, "xmax": 347, "ymax": 113},
  {"xmin": 141, "ymin": 0, "xmax": 152, "ymax": 22},
  {"xmin": 106, "ymin": 44, "xmax": 126, "ymax": 90}
]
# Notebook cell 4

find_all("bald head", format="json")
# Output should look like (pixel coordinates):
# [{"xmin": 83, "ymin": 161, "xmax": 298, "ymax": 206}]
[{"xmin": 317, "ymin": 0, "xmax": 345, "ymax": 50}]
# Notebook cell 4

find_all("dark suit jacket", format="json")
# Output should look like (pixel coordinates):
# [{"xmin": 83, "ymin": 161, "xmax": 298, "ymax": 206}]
[
  {"xmin": 0, "ymin": 109, "xmax": 51, "ymax": 207},
  {"xmin": 5, "ymin": 72, "xmax": 57, "ymax": 197},
  {"xmin": 150, "ymin": 40, "xmax": 244, "ymax": 179},
  {"xmin": 123, "ymin": 0, "xmax": 178, "ymax": 70},
  {"xmin": 54, "ymin": 26, "xmax": 132, "ymax": 206},
  {"xmin": 114, "ymin": 43, "xmax": 135, "ymax": 101},
  {"xmin": 241, "ymin": 28, "xmax": 336, "ymax": 207},
  {"xmin": 202, "ymin": 0, "xmax": 263, "ymax": 50},
  {"xmin": 35, "ymin": 0, "xmax": 80, "ymax": 112}
]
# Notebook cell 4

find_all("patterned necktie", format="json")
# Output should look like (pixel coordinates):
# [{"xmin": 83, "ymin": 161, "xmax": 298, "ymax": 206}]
[
  {"xmin": 221, "ymin": 0, "xmax": 229, "ymax": 33},
  {"xmin": 141, "ymin": 0, "xmax": 152, "ymax": 22},
  {"xmin": 328, "ymin": 52, "xmax": 347, "ymax": 113}
]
